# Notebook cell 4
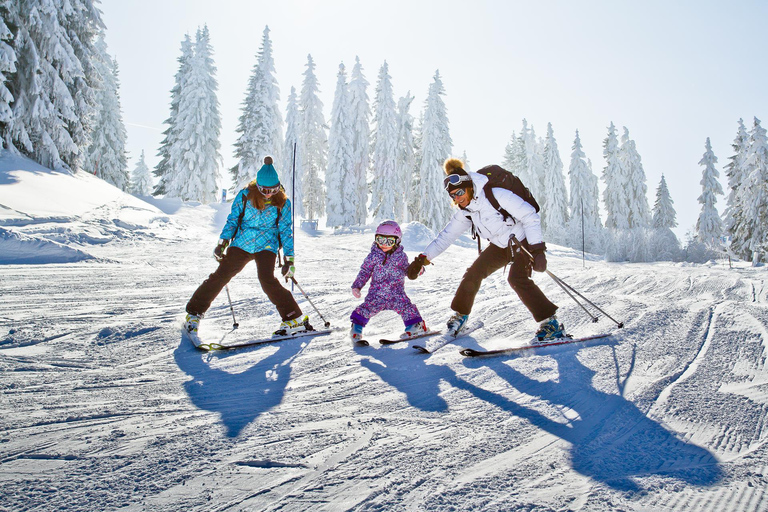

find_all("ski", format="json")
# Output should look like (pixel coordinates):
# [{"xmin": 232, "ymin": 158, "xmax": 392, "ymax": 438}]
[
  {"xmin": 186, "ymin": 328, "xmax": 332, "ymax": 352},
  {"xmin": 459, "ymin": 333, "xmax": 613, "ymax": 358},
  {"xmin": 413, "ymin": 321, "xmax": 484, "ymax": 354},
  {"xmin": 380, "ymin": 330, "xmax": 441, "ymax": 345}
]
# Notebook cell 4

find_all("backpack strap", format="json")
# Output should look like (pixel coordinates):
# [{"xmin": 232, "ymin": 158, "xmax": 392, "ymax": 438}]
[
  {"xmin": 230, "ymin": 191, "xmax": 249, "ymax": 241},
  {"xmin": 483, "ymin": 184, "xmax": 516, "ymax": 223}
]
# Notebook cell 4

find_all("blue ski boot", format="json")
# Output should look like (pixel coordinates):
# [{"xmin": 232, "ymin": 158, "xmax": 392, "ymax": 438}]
[
  {"xmin": 446, "ymin": 312, "xmax": 469, "ymax": 337},
  {"xmin": 534, "ymin": 315, "xmax": 565, "ymax": 344}
]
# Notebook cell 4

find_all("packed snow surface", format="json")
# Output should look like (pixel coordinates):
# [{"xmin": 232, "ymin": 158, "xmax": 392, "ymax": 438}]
[{"xmin": 1, "ymin": 152, "xmax": 768, "ymax": 511}]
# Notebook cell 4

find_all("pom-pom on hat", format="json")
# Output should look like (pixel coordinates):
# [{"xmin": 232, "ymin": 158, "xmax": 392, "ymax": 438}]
[
  {"xmin": 443, "ymin": 158, "xmax": 471, "ymax": 192},
  {"xmin": 256, "ymin": 156, "xmax": 280, "ymax": 187}
]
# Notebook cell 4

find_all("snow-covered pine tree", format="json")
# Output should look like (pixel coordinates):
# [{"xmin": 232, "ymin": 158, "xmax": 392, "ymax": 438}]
[
  {"xmin": 325, "ymin": 63, "xmax": 353, "ymax": 228},
  {"xmin": 298, "ymin": 54, "xmax": 327, "ymax": 221},
  {"xmin": 620, "ymin": 127, "xmax": 651, "ymax": 229},
  {"xmin": 283, "ymin": 86, "xmax": 303, "ymax": 217},
  {"xmin": 695, "ymin": 137, "xmax": 724, "ymax": 248},
  {"xmin": 417, "ymin": 70, "xmax": 453, "ymax": 231},
  {"xmin": 540, "ymin": 122, "xmax": 568, "ymax": 242},
  {"xmin": 231, "ymin": 26, "xmax": 283, "ymax": 190},
  {"xmin": 407, "ymin": 105, "xmax": 424, "ymax": 223},
  {"xmin": 460, "ymin": 150, "xmax": 470, "ymax": 172},
  {"xmin": 130, "ymin": 150, "xmax": 152, "ymax": 196},
  {"xmin": 0, "ymin": 3, "xmax": 16, "ymax": 135},
  {"xmin": 566, "ymin": 130, "xmax": 603, "ymax": 253},
  {"xmin": 395, "ymin": 92, "xmax": 415, "ymax": 222},
  {"xmin": 154, "ymin": 35, "xmax": 193, "ymax": 196},
  {"xmin": 369, "ymin": 61, "xmax": 399, "ymax": 222},
  {"xmin": 164, "ymin": 26, "xmax": 222, "ymax": 203},
  {"xmin": 523, "ymin": 120, "xmax": 544, "ymax": 198},
  {"xmin": 4, "ymin": 0, "xmax": 99, "ymax": 170},
  {"xmin": 602, "ymin": 122, "xmax": 630, "ymax": 261},
  {"xmin": 346, "ymin": 57, "xmax": 370, "ymax": 226},
  {"xmin": 85, "ymin": 32, "xmax": 128, "ymax": 190},
  {"xmin": 738, "ymin": 117, "xmax": 768, "ymax": 265},
  {"xmin": 650, "ymin": 174, "xmax": 680, "ymax": 261},
  {"xmin": 723, "ymin": 119, "xmax": 750, "ymax": 259}
]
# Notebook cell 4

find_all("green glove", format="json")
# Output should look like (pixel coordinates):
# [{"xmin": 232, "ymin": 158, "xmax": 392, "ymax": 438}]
[{"xmin": 281, "ymin": 256, "xmax": 295, "ymax": 281}]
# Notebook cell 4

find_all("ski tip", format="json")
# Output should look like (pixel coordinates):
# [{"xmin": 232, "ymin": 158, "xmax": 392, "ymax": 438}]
[
  {"xmin": 354, "ymin": 339, "xmax": 370, "ymax": 347},
  {"xmin": 412, "ymin": 345, "xmax": 429, "ymax": 354},
  {"xmin": 459, "ymin": 348, "xmax": 478, "ymax": 357}
]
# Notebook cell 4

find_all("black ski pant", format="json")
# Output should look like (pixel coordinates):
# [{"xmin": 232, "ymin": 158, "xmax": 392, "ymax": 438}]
[
  {"xmin": 450, "ymin": 240, "xmax": 557, "ymax": 323},
  {"xmin": 186, "ymin": 247, "xmax": 302, "ymax": 322}
]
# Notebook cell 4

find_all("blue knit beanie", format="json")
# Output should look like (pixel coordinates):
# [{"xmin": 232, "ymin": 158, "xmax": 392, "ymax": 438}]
[{"xmin": 256, "ymin": 156, "xmax": 279, "ymax": 187}]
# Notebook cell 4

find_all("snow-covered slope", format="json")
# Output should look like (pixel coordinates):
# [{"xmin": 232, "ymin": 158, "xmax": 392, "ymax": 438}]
[{"xmin": 1, "ymin": 155, "xmax": 767, "ymax": 511}]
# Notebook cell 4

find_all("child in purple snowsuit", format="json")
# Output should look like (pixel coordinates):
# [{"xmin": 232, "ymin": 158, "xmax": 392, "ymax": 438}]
[{"xmin": 350, "ymin": 221, "xmax": 427, "ymax": 343}]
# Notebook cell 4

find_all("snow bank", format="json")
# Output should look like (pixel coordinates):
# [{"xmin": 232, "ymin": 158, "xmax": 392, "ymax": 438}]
[{"xmin": 0, "ymin": 227, "xmax": 94, "ymax": 264}]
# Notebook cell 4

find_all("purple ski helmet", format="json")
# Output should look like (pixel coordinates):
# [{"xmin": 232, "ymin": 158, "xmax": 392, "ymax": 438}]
[{"xmin": 375, "ymin": 220, "xmax": 402, "ymax": 244}]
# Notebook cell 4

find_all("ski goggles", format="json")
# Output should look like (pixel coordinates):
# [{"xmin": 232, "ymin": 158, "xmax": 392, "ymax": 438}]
[
  {"xmin": 443, "ymin": 174, "xmax": 472, "ymax": 190},
  {"xmin": 448, "ymin": 188, "xmax": 467, "ymax": 199},
  {"xmin": 258, "ymin": 184, "xmax": 281, "ymax": 196},
  {"xmin": 375, "ymin": 235, "xmax": 398, "ymax": 247}
]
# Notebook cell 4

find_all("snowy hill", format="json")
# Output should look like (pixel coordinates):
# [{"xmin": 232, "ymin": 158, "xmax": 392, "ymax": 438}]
[{"xmin": 1, "ymin": 154, "xmax": 768, "ymax": 511}]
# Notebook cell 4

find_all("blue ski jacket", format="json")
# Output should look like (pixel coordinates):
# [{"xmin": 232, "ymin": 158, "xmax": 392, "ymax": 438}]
[{"xmin": 219, "ymin": 188, "xmax": 294, "ymax": 257}]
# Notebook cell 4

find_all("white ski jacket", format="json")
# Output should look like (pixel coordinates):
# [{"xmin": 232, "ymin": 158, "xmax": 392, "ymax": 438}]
[{"xmin": 423, "ymin": 172, "xmax": 544, "ymax": 262}]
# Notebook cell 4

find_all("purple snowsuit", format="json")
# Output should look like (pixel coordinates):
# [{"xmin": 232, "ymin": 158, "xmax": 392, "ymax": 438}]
[{"xmin": 350, "ymin": 243, "xmax": 423, "ymax": 327}]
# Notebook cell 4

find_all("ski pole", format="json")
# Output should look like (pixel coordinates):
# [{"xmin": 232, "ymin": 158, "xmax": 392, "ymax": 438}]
[
  {"xmin": 511, "ymin": 236, "xmax": 624, "ymax": 328},
  {"xmin": 290, "ymin": 277, "xmax": 331, "ymax": 328},
  {"xmin": 224, "ymin": 285, "xmax": 239, "ymax": 329}
]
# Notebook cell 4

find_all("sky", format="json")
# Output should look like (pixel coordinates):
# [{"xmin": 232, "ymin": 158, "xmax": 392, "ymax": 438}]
[{"xmin": 100, "ymin": 0, "xmax": 768, "ymax": 239}]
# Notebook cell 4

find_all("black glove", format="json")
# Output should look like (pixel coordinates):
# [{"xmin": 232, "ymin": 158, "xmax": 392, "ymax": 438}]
[
  {"xmin": 407, "ymin": 254, "xmax": 429, "ymax": 280},
  {"xmin": 528, "ymin": 242, "xmax": 547, "ymax": 272},
  {"xmin": 281, "ymin": 256, "xmax": 295, "ymax": 281},
  {"xmin": 213, "ymin": 239, "xmax": 229, "ymax": 261}
]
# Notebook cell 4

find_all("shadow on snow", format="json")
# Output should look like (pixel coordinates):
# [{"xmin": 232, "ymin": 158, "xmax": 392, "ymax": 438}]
[
  {"xmin": 174, "ymin": 335, "xmax": 306, "ymax": 438},
  {"xmin": 358, "ymin": 340, "xmax": 722, "ymax": 492}
]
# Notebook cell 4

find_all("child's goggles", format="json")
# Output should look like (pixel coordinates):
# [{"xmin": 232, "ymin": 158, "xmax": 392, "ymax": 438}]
[
  {"xmin": 375, "ymin": 235, "xmax": 398, "ymax": 247},
  {"xmin": 443, "ymin": 174, "xmax": 471, "ymax": 190}
]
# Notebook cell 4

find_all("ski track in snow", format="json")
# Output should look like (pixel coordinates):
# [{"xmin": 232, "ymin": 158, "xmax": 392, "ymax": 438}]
[{"xmin": 2, "ymin": 205, "xmax": 768, "ymax": 511}]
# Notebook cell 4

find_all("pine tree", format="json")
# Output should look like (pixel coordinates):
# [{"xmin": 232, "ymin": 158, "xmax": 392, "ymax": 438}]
[
  {"xmin": 231, "ymin": 26, "xmax": 283, "ymax": 189},
  {"xmin": 395, "ymin": 92, "xmax": 415, "ymax": 222},
  {"xmin": 695, "ymin": 137, "xmax": 724, "ymax": 247},
  {"xmin": 85, "ymin": 32, "xmax": 128, "ymax": 190},
  {"xmin": 417, "ymin": 70, "xmax": 452, "ymax": 231},
  {"xmin": 298, "ymin": 54, "xmax": 327, "ymax": 220},
  {"xmin": 154, "ymin": 35, "xmax": 193, "ymax": 196},
  {"xmin": 723, "ymin": 119, "xmax": 749, "ymax": 257},
  {"xmin": 283, "ymin": 86, "xmax": 302, "ymax": 217},
  {"xmin": 738, "ymin": 117, "xmax": 768, "ymax": 265},
  {"xmin": 523, "ymin": 121, "xmax": 544, "ymax": 198},
  {"xmin": 566, "ymin": 130, "xmax": 603, "ymax": 253},
  {"xmin": 460, "ymin": 150, "xmax": 471, "ymax": 172},
  {"xmin": 325, "ymin": 63, "xmax": 353, "ymax": 228},
  {"xmin": 540, "ymin": 122, "xmax": 568, "ymax": 241},
  {"xmin": 0, "ymin": 2, "xmax": 16, "ymax": 134},
  {"xmin": 130, "ymin": 150, "xmax": 153, "ymax": 195},
  {"xmin": 651, "ymin": 174, "xmax": 680, "ymax": 261},
  {"xmin": 620, "ymin": 127, "xmax": 651, "ymax": 229},
  {"xmin": 369, "ymin": 61, "xmax": 399, "ymax": 222},
  {"xmin": 4, "ymin": 0, "xmax": 99, "ymax": 170},
  {"xmin": 602, "ymin": 122, "xmax": 629, "ymax": 230},
  {"xmin": 164, "ymin": 26, "xmax": 222, "ymax": 203},
  {"xmin": 346, "ymin": 57, "xmax": 370, "ymax": 225}
]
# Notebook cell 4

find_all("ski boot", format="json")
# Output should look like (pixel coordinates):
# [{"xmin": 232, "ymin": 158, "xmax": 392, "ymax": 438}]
[
  {"xmin": 400, "ymin": 320, "xmax": 428, "ymax": 339},
  {"xmin": 533, "ymin": 315, "xmax": 566, "ymax": 344},
  {"xmin": 350, "ymin": 323, "xmax": 365, "ymax": 344},
  {"xmin": 183, "ymin": 313, "xmax": 202, "ymax": 343},
  {"xmin": 446, "ymin": 312, "xmax": 469, "ymax": 337},
  {"xmin": 274, "ymin": 314, "xmax": 311, "ymax": 336}
]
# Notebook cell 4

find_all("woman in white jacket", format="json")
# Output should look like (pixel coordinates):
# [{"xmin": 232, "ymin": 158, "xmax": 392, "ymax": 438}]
[{"xmin": 407, "ymin": 158, "xmax": 564, "ymax": 342}]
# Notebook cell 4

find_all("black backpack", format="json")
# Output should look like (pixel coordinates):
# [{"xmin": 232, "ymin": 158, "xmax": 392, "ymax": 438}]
[{"xmin": 476, "ymin": 164, "xmax": 539, "ymax": 222}]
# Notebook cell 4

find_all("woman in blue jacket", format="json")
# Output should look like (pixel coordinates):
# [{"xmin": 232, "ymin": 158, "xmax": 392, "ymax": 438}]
[{"xmin": 183, "ymin": 157, "xmax": 307, "ymax": 342}]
